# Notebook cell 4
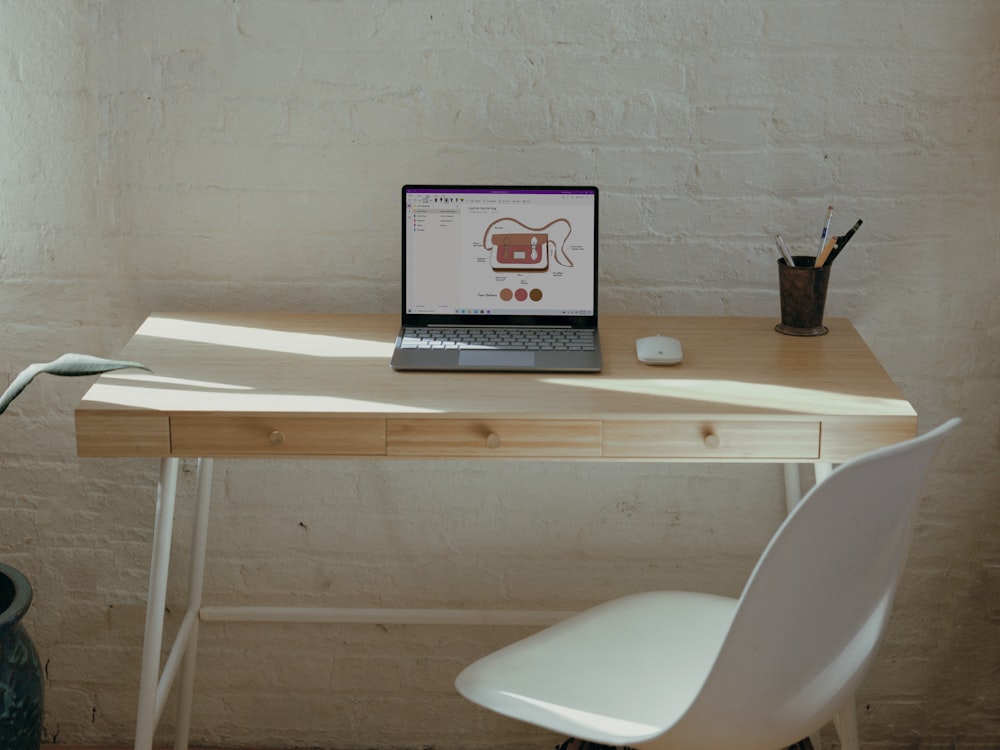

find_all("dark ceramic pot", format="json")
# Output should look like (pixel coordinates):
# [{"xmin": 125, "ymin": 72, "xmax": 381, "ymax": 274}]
[{"xmin": 0, "ymin": 562, "xmax": 43, "ymax": 749}]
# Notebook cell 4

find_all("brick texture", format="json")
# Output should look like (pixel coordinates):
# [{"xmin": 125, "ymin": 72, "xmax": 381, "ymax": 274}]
[{"xmin": 2, "ymin": 1, "xmax": 999, "ymax": 749}]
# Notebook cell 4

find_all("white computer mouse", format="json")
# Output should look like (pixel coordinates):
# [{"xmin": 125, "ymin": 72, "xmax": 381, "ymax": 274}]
[{"xmin": 636, "ymin": 335, "xmax": 683, "ymax": 365}]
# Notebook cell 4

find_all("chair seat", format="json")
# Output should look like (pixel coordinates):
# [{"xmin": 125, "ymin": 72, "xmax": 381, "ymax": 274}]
[{"xmin": 456, "ymin": 591, "xmax": 738, "ymax": 746}]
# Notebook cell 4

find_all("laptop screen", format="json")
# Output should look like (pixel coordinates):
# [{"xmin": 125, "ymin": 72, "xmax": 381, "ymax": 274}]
[{"xmin": 402, "ymin": 185, "xmax": 598, "ymax": 326}]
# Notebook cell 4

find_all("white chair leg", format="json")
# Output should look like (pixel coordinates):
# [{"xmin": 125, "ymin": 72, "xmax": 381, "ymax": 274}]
[{"xmin": 833, "ymin": 696, "xmax": 860, "ymax": 750}]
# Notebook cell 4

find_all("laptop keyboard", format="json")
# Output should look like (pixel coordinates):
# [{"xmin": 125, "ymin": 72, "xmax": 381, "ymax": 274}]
[{"xmin": 401, "ymin": 327, "xmax": 595, "ymax": 352}]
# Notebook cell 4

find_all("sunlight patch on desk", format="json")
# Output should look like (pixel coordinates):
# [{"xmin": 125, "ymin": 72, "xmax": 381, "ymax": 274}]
[
  {"xmin": 82, "ymin": 381, "xmax": 440, "ymax": 413},
  {"xmin": 101, "ymin": 373, "xmax": 254, "ymax": 391},
  {"xmin": 138, "ymin": 316, "xmax": 394, "ymax": 359},
  {"xmin": 541, "ymin": 377, "xmax": 914, "ymax": 415}
]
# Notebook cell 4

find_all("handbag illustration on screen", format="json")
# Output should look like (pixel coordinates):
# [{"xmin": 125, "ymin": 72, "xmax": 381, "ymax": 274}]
[{"xmin": 482, "ymin": 217, "xmax": 573, "ymax": 272}]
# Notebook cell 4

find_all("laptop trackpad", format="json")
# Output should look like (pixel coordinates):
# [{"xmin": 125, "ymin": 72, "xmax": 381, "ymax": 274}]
[{"xmin": 459, "ymin": 351, "xmax": 535, "ymax": 368}]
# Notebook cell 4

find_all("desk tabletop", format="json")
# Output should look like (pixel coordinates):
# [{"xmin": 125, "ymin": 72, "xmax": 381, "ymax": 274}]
[{"xmin": 75, "ymin": 313, "xmax": 916, "ymax": 462}]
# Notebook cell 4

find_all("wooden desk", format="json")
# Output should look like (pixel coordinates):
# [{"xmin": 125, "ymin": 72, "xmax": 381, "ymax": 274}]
[
  {"xmin": 77, "ymin": 312, "xmax": 915, "ymax": 462},
  {"xmin": 74, "ymin": 313, "xmax": 916, "ymax": 750}
]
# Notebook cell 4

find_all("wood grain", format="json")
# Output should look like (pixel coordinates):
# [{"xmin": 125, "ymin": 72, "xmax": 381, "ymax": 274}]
[{"xmin": 75, "ymin": 313, "xmax": 916, "ymax": 462}]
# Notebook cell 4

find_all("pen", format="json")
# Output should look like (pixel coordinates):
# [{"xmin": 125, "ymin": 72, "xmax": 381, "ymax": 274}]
[
  {"xmin": 775, "ymin": 235, "xmax": 796, "ymax": 267},
  {"xmin": 825, "ymin": 219, "xmax": 863, "ymax": 265},
  {"xmin": 817, "ymin": 205, "xmax": 834, "ymax": 256}
]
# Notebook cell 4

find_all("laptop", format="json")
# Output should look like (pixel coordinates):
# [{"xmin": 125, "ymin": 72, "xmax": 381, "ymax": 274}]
[{"xmin": 391, "ymin": 185, "xmax": 602, "ymax": 372}]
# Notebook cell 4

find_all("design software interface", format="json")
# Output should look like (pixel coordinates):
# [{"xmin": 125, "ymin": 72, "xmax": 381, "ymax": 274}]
[{"xmin": 405, "ymin": 187, "xmax": 596, "ymax": 317}]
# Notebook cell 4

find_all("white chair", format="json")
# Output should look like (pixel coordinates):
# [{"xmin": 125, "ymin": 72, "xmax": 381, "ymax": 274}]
[{"xmin": 456, "ymin": 419, "xmax": 960, "ymax": 750}]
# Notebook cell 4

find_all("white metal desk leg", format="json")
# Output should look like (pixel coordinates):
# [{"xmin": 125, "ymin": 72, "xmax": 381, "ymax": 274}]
[
  {"xmin": 135, "ymin": 457, "xmax": 180, "ymax": 750},
  {"xmin": 783, "ymin": 461, "xmax": 835, "ymax": 514},
  {"xmin": 813, "ymin": 461, "xmax": 836, "ymax": 750},
  {"xmin": 784, "ymin": 461, "xmax": 833, "ymax": 750},
  {"xmin": 833, "ymin": 696, "xmax": 860, "ymax": 750},
  {"xmin": 174, "ymin": 458, "xmax": 215, "ymax": 750},
  {"xmin": 783, "ymin": 463, "xmax": 803, "ymax": 514}
]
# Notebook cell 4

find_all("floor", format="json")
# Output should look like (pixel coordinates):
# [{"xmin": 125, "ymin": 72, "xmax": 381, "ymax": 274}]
[{"xmin": 42, "ymin": 746, "xmax": 254, "ymax": 750}]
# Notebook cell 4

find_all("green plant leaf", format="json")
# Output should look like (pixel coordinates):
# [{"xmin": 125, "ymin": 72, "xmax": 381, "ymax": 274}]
[{"xmin": 0, "ymin": 354, "xmax": 150, "ymax": 416}]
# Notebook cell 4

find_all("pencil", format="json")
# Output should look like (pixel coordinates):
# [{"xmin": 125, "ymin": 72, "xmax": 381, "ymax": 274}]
[{"xmin": 816, "ymin": 235, "xmax": 838, "ymax": 267}]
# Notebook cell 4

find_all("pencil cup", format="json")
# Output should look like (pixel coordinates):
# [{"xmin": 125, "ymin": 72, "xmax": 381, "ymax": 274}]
[{"xmin": 776, "ymin": 256, "xmax": 830, "ymax": 336}]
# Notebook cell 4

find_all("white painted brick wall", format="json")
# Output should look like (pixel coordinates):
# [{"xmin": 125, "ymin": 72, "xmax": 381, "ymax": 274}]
[{"xmin": 1, "ymin": 1, "xmax": 998, "ymax": 748}]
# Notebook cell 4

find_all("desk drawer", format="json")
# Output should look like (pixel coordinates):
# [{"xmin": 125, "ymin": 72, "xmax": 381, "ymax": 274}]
[
  {"xmin": 170, "ymin": 416, "xmax": 386, "ymax": 456},
  {"xmin": 386, "ymin": 419, "xmax": 602, "ymax": 458},
  {"xmin": 603, "ymin": 420, "xmax": 820, "ymax": 459}
]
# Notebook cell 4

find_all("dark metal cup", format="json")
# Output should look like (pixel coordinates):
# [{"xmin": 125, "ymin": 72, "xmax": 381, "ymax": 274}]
[{"xmin": 776, "ymin": 256, "xmax": 830, "ymax": 336}]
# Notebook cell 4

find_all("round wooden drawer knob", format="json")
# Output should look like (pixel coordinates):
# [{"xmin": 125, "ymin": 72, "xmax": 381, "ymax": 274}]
[
  {"xmin": 485, "ymin": 432, "xmax": 502, "ymax": 449},
  {"xmin": 268, "ymin": 430, "xmax": 285, "ymax": 446},
  {"xmin": 703, "ymin": 431, "xmax": 720, "ymax": 449}
]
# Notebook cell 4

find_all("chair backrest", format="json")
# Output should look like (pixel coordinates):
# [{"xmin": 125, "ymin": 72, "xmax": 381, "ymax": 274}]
[{"xmin": 668, "ymin": 419, "xmax": 960, "ymax": 750}]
